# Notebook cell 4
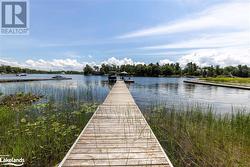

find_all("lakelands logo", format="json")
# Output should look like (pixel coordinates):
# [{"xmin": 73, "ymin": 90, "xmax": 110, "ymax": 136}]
[
  {"xmin": 0, "ymin": 155, "xmax": 24, "ymax": 166},
  {"xmin": 0, "ymin": 0, "xmax": 29, "ymax": 35}
]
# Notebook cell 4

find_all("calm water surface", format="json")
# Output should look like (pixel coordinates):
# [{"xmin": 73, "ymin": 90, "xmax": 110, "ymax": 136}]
[{"xmin": 0, "ymin": 74, "xmax": 249, "ymax": 113}]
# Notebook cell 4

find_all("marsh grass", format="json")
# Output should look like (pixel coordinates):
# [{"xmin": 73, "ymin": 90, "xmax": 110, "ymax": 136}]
[
  {"xmin": 200, "ymin": 77, "xmax": 250, "ymax": 86},
  {"xmin": 144, "ymin": 104, "xmax": 250, "ymax": 167},
  {"xmin": 0, "ymin": 92, "xmax": 42, "ymax": 106},
  {"xmin": 0, "ymin": 93, "xmax": 97, "ymax": 166}
]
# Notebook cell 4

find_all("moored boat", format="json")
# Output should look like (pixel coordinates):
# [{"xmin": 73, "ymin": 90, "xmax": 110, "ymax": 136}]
[
  {"xmin": 16, "ymin": 73, "xmax": 27, "ymax": 76},
  {"xmin": 124, "ymin": 79, "xmax": 135, "ymax": 83},
  {"xmin": 119, "ymin": 71, "xmax": 135, "ymax": 83},
  {"xmin": 108, "ymin": 75, "xmax": 117, "ymax": 83},
  {"xmin": 51, "ymin": 75, "xmax": 71, "ymax": 80}
]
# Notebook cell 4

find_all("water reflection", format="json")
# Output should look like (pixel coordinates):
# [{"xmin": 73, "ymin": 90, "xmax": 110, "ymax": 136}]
[
  {"xmin": 0, "ymin": 75, "xmax": 249, "ymax": 113},
  {"xmin": 0, "ymin": 75, "xmax": 109, "ymax": 103},
  {"xmin": 183, "ymin": 83, "xmax": 196, "ymax": 93},
  {"xmin": 130, "ymin": 77, "xmax": 250, "ymax": 113}
]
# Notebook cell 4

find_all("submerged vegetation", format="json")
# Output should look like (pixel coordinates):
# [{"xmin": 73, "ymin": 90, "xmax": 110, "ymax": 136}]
[
  {"xmin": 0, "ymin": 92, "xmax": 42, "ymax": 106},
  {"xmin": 145, "ymin": 104, "xmax": 250, "ymax": 167},
  {"xmin": 0, "ymin": 93, "xmax": 97, "ymax": 166}
]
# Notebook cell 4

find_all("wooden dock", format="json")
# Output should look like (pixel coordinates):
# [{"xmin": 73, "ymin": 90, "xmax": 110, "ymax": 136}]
[
  {"xmin": 184, "ymin": 80, "xmax": 250, "ymax": 90},
  {"xmin": 59, "ymin": 80, "xmax": 173, "ymax": 167}
]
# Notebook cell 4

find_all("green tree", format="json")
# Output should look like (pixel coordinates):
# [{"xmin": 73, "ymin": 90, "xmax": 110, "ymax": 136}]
[
  {"xmin": 161, "ymin": 64, "xmax": 174, "ymax": 76},
  {"xmin": 175, "ymin": 63, "xmax": 181, "ymax": 75},
  {"xmin": 83, "ymin": 64, "xmax": 94, "ymax": 75},
  {"xmin": 215, "ymin": 65, "xmax": 223, "ymax": 76}
]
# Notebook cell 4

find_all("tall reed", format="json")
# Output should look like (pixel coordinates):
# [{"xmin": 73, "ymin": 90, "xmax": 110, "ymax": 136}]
[{"xmin": 144, "ymin": 104, "xmax": 250, "ymax": 167}]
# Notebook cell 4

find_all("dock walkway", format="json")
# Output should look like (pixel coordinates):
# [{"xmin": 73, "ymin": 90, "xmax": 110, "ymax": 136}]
[
  {"xmin": 184, "ymin": 80, "xmax": 250, "ymax": 90},
  {"xmin": 59, "ymin": 80, "xmax": 173, "ymax": 167}
]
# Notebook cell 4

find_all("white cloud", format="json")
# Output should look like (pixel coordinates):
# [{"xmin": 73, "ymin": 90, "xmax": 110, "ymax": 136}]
[
  {"xmin": 116, "ymin": 0, "xmax": 250, "ymax": 68},
  {"xmin": 131, "ymin": 50, "xmax": 189, "ymax": 56},
  {"xmin": 0, "ymin": 59, "xmax": 23, "ymax": 67},
  {"xmin": 0, "ymin": 57, "xmax": 145, "ymax": 71},
  {"xmin": 25, "ymin": 59, "xmax": 84, "ymax": 71},
  {"xmin": 101, "ymin": 57, "xmax": 145, "ymax": 66},
  {"xmin": 118, "ymin": 1, "xmax": 250, "ymax": 39},
  {"xmin": 178, "ymin": 47, "xmax": 250, "ymax": 67},
  {"xmin": 142, "ymin": 31, "xmax": 250, "ymax": 50},
  {"xmin": 159, "ymin": 59, "xmax": 174, "ymax": 66},
  {"xmin": 2, "ymin": 58, "xmax": 86, "ymax": 71}
]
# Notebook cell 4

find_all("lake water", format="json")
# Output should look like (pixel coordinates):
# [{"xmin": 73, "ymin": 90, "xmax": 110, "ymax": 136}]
[{"xmin": 0, "ymin": 74, "xmax": 249, "ymax": 113}]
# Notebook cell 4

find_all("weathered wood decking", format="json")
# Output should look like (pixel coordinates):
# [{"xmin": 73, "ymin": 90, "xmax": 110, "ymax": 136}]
[{"xmin": 59, "ymin": 81, "xmax": 173, "ymax": 167}]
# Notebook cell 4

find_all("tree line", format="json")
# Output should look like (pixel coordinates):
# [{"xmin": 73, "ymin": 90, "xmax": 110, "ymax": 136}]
[
  {"xmin": 1, "ymin": 63, "xmax": 249, "ymax": 77},
  {"xmin": 84, "ymin": 62, "xmax": 250, "ymax": 77},
  {"xmin": 0, "ymin": 65, "xmax": 83, "ymax": 74}
]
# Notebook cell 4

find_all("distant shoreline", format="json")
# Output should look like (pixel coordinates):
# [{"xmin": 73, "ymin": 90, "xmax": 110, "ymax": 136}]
[{"xmin": 0, "ymin": 78, "xmax": 72, "ymax": 83}]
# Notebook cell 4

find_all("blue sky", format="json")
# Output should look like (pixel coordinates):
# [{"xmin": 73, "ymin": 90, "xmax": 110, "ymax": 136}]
[{"xmin": 0, "ymin": 0, "xmax": 249, "ymax": 70}]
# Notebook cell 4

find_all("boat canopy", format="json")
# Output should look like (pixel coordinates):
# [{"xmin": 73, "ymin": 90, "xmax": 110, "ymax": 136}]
[{"xmin": 120, "ymin": 71, "xmax": 128, "ymax": 75}]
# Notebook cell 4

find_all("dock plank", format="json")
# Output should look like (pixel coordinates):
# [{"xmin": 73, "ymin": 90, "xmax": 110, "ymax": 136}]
[{"xmin": 59, "ymin": 81, "xmax": 173, "ymax": 167}]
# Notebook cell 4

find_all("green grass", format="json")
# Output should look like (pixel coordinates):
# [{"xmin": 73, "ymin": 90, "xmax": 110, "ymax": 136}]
[
  {"xmin": 1, "ymin": 92, "xmax": 250, "ymax": 166},
  {"xmin": 144, "ymin": 104, "xmax": 250, "ymax": 167},
  {"xmin": 0, "ymin": 93, "xmax": 97, "ymax": 166},
  {"xmin": 200, "ymin": 77, "xmax": 250, "ymax": 86}
]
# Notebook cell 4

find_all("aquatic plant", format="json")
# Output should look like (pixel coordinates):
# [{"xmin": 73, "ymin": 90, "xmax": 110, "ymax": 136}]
[
  {"xmin": 0, "ymin": 92, "xmax": 42, "ymax": 107},
  {"xmin": 144, "ymin": 104, "xmax": 250, "ymax": 167},
  {"xmin": 0, "ymin": 93, "xmax": 97, "ymax": 166}
]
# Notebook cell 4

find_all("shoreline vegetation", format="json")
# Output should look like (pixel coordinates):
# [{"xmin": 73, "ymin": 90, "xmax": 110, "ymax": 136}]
[
  {"xmin": 0, "ymin": 93, "xmax": 97, "ymax": 166},
  {"xmin": 0, "ymin": 65, "xmax": 83, "ymax": 75},
  {"xmin": 0, "ymin": 93, "xmax": 249, "ymax": 166},
  {"xmin": 1, "ymin": 62, "xmax": 250, "ymax": 78},
  {"xmin": 144, "ymin": 104, "xmax": 250, "ymax": 167},
  {"xmin": 199, "ymin": 77, "xmax": 250, "ymax": 87},
  {"xmin": 83, "ymin": 62, "xmax": 250, "ymax": 78}
]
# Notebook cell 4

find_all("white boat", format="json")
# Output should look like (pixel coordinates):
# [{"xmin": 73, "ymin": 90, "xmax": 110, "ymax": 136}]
[
  {"xmin": 52, "ymin": 75, "xmax": 65, "ymax": 79},
  {"xmin": 16, "ymin": 73, "xmax": 27, "ymax": 76}
]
